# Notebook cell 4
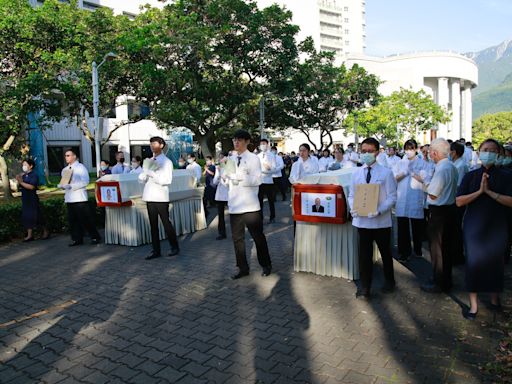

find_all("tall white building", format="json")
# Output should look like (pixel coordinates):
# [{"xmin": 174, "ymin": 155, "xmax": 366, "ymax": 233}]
[
  {"xmin": 256, "ymin": 0, "xmax": 366, "ymax": 63},
  {"xmin": 30, "ymin": 0, "xmax": 163, "ymax": 17}
]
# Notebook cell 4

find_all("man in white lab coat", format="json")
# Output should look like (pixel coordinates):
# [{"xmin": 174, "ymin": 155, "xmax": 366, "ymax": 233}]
[{"xmin": 139, "ymin": 137, "xmax": 179, "ymax": 260}]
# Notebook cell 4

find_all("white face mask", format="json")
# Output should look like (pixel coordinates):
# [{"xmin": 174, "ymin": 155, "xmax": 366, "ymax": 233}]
[
  {"xmin": 405, "ymin": 150, "xmax": 416, "ymax": 159},
  {"xmin": 179, "ymin": 162, "xmax": 185, "ymax": 167},
  {"xmin": 259, "ymin": 144, "xmax": 268, "ymax": 152},
  {"xmin": 100, "ymin": 165, "xmax": 108, "ymax": 171},
  {"xmin": 187, "ymin": 158, "xmax": 194, "ymax": 164},
  {"xmin": 22, "ymin": 165, "xmax": 29, "ymax": 173},
  {"xmin": 131, "ymin": 162, "xmax": 138, "ymax": 168}
]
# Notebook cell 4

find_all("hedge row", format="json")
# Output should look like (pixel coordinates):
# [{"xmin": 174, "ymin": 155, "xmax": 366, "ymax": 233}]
[{"xmin": 0, "ymin": 196, "xmax": 104, "ymax": 243}]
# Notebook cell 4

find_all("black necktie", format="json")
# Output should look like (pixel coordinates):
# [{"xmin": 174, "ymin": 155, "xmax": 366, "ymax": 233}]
[
  {"xmin": 237, "ymin": 156, "xmax": 242, "ymax": 167},
  {"xmin": 366, "ymin": 167, "xmax": 371, "ymax": 183}
]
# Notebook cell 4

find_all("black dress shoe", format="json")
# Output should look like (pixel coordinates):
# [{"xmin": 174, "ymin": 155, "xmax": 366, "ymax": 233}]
[
  {"xmin": 463, "ymin": 309, "xmax": 477, "ymax": 320},
  {"xmin": 90, "ymin": 238, "xmax": 101, "ymax": 245},
  {"xmin": 267, "ymin": 218, "xmax": 276, "ymax": 224},
  {"xmin": 355, "ymin": 290, "xmax": 371, "ymax": 300},
  {"xmin": 231, "ymin": 271, "xmax": 249, "ymax": 280},
  {"xmin": 168, "ymin": 247, "xmax": 179, "ymax": 257},
  {"xmin": 145, "ymin": 252, "xmax": 161, "ymax": 260},
  {"xmin": 261, "ymin": 267, "xmax": 272, "ymax": 277},
  {"xmin": 420, "ymin": 283, "xmax": 442, "ymax": 293},
  {"xmin": 216, "ymin": 235, "xmax": 227, "ymax": 240},
  {"xmin": 381, "ymin": 283, "xmax": 396, "ymax": 294},
  {"xmin": 68, "ymin": 241, "xmax": 83, "ymax": 247}
]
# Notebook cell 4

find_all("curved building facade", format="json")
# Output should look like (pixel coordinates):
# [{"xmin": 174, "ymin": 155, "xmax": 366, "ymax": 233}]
[{"xmin": 345, "ymin": 52, "xmax": 479, "ymax": 142}]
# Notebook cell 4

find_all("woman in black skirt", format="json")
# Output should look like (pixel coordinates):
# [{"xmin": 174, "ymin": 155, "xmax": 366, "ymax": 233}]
[
  {"xmin": 456, "ymin": 139, "xmax": 512, "ymax": 320},
  {"xmin": 15, "ymin": 159, "xmax": 49, "ymax": 241}
]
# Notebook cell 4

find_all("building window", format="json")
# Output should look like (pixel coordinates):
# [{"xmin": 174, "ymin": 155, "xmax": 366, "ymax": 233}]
[
  {"xmin": 82, "ymin": 1, "xmax": 101, "ymax": 11},
  {"xmin": 47, "ymin": 145, "xmax": 80, "ymax": 174},
  {"xmin": 345, "ymin": 29, "xmax": 349, "ymax": 34},
  {"xmin": 345, "ymin": 41, "xmax": 350, "ymax": 45},
  {"xmin": 344, "ymin": 18, "xmax": 349, "ymax": 23},
  {"xmin": 130, "ymin": 145, "xmax": 153, "ymax": 160},
  {"xmin": 344, "ymin": 6, "xmax": 349, "ymax": 11}
]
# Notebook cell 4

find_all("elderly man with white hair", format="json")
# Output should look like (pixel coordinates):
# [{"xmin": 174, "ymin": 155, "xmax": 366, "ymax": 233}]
[{"xmin": 414, "ymin": 138, "xmax": 459, "ymax": 293}]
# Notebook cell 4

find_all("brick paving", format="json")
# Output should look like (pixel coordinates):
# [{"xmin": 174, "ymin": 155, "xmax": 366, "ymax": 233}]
[{"xmin": 0, "ymin": 200, "xmax": 507, "ymax": 383}]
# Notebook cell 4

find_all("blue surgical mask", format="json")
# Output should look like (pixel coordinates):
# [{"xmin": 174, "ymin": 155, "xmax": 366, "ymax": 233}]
[
  {"xmin": 360, "ymin": 153, "xmax": 376, "ymax": 166},
  {"xmin": 503, "ymin": 157, "xmax": 512, "ymax": 166},
  {"xmin": 495, "ymin": 156, "xmax": 503, "ymax": 166},
  {"xmin": 479, "ymin": 152, "xmax": 497, "ymax": 167}
]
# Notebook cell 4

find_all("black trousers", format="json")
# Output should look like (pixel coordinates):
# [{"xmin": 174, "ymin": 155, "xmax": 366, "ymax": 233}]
[
  {"xmin": 67, "ymin": 202, "xmax": 100, "ymax": 242},
  {"xmin": 258, "ymin": 183, "xmax": 276, "ymax": 220},
  {"xmin": 230, "ymin": 211, "xmax": 272, "ymax": 273},
  {"xmin": 358, "ymin": 227, "xmax": 395, "ymax": 292},
  {"xmin": 147, "ymin": 202, "xmax": 179, "ymax": 256},
  {"xmin": 273, "ymin": 177, "xmax": 286, "ymax": 200},
  {"xmin": 216, "ymin": 201, "xmax": 227, "ymax": 236},
  {"xmin": 397, "ymin": 217, "xmax": 424, "ymax": 257},
  {"xmin": 428, "ymin": 204, "xmax": 456, "ymax": 290}
]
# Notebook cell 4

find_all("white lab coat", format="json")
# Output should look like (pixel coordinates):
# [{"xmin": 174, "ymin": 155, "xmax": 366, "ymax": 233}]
[{"xmin": 393, "ymin": 156, "xmax": 432, "ymax": 219}]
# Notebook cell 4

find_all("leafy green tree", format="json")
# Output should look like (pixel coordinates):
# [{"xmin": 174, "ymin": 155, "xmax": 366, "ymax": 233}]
[
  {"xmin": 472, "ymin": 111, "xmax": 512, "ymax": 145},
  {"xmin": 272, "ymin": 39, "xmax": 380, "ymax": 151},
  {"xmin": 122, "ymin": 0, "xmax": 299, "ymax": 156},
  {"xmin": 0, "ymin": 0, "xmax": 135, "ymax": 196},
  {"xmin": 344, "ymin": 88, "xmax": 450, "ymax": 145}
]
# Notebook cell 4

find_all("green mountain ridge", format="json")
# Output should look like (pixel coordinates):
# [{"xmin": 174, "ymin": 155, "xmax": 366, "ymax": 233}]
[{"xmin": 466, "ymin": 39, "xmax": 512, "ymax": 119}]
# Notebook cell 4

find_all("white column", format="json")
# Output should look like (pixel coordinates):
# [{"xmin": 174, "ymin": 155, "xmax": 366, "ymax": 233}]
[
  {"xmin": 462, "ymin": 85, "xmax": 472, "ymax": 141},
  {"xmin": 437, "ymin": 77, "xmax": 449, "ymax": 138},
  {"xmin": 450, "ymin": 80, "xmax": 461, "ymax": 141}
]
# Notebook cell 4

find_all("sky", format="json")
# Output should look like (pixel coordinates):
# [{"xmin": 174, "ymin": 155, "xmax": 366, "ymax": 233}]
[{"xmin": 365, "ymin": 0, "xmax": 512, "ymax": 56}]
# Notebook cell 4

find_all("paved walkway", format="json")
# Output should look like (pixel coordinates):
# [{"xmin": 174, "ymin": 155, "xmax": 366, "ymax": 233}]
[{"xmin": 0, "ymin": 200, "xmax": 507, "ymax": 383}]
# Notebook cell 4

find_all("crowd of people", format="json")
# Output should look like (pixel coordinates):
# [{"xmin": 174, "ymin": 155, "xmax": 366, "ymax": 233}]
[{"xmin": 15, "ymin": 131, "xmax": 512, "ymax": 320}]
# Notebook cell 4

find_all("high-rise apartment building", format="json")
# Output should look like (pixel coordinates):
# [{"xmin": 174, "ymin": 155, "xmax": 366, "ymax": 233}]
[{"xmin": 256, "ymin": 0, "xmax": 366, "ymax": 63}]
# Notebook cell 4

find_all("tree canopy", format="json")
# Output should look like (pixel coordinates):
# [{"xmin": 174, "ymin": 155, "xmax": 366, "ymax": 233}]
[{"xmin": 472, "ymin": 111, "xmax": 512, "ymax": 145}]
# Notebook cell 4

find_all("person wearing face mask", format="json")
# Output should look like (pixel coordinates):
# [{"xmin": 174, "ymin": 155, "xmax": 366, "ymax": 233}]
[
  {"xmin": 416, "ymin": 139, "xmax": 458, "ymax": 294},
  {"xmin": 385, "ymin": 147, "xmax": 400, "ymax": 170},
  {"xmin": 212, "ymin": 152, "xmax": 229, "ymax": 240},
  {"xmin": 111, "ymin": 151, "xmax": 130, "ymax": 174},
  {"xmin": 186, "ymin": 154, "xmax": 202, "ymax": 185},
  {"xmin": 15, "ymin": 159, "xmax": 49, "ymax": 242},
  {"xmin": 257, "ymin": 139, "xmax": 277, "ymax": 224},
  {"xmin": 98, "ymin": 160, "xmax": 111, "ymax": 177},
  {"xmin": 177, "ymin": 157, "xmax": 187, "ymax": 169},
  {"xmin": 343, "ymin": 143, "xmax": 359, "ymax": 168},
  {"xmin": 271, "ymin": 146, "xmax": 287, "ymax": 201},
  {"xmin": 318, "ymin": 149, "xmax": 334, "ymax": 172},
  {"xmin": 203, "ymin": 155, "xmax": 217, "ymax": 216},
  {"xmin": 503, "ymin": 145, "xmax": 512, "ymax": 170},
  {"xmin": 348, "ymin": 138, "xmax": 397, "ymax": 299},
  {"xmin": 129, "ymin": 156, "xmax": 143, "ymax": 174},
  {"xmin": 456, "ymin": 139, "xmax": 512, "ymax": 320},
  {"xmin": 450, "ymin": 142, "xmax": 469, "ymax": 266},
  {"xmin": 393, "ymin": 139, "xmax": 431, "ymax": 262}
]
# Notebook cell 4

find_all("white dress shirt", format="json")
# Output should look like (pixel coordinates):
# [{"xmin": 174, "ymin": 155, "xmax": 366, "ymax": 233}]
[
  {"xmin": 288, "ymin": 156, "xmax": 320, "ymax": 184},
  {"xmin": 343, "ymin": 151, "xmax": 359, "ymax": 168},
  {"xmin": 426, "ymin": 158, "xmax": 458, "ymax": 206},
  {"xmin": 272, "ymin": 154, "xmax": 285, "ymax": 178},
  {"xmin": 463, "ymin": 146, "xmax": 473, "ymax": 165},
  {"xmin": 257, "ymin": 151, "xmax": 277, "ymax": 184},
  {"xmin": 348, "ymin": 162, "xmax": 397, "ymax": 229},
  {"xmin": 186, "ymin": 161, "xmax": 202, "ymax": 185},
  {"xmin": 394, "ymin": 156, "xmax": 431, "ymax": 219},
  {"xmin": 111, "ymin": 163, "xmax": 130, "ymax": 175},
  {"xmin": 138, "ymin": 154, "xmax": 174, "ymax": 202},
  {"xmin": 62, "ymin": 161, "xmax": 89, "ymax": 203},
  {"xmin": 212, "ymin": 166, "xmax": 229, "ymax": 202},
  {"xmin": 129, "ymin": 166, "xmax": 143, "ymax": 174},
  {"xmin": 453, "ymin": 157, "xmax": 469, "ymax": 186},
  {"xmin": 318, "ymin": 156, "xmax": 334, "ymax": 172},
  {"xmin": 227, "ymin": 150, "xmax": 262, "ymax": 214},
  {"xmin": 376, "ymin": 152, "xmax": 387, "ymax": 167},
  {"xmin": 385, "ymin": 155, "xmax": 401, "ymax": 170}
]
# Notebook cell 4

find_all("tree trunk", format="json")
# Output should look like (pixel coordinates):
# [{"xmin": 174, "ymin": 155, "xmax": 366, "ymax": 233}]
[
  {"xmin": 198, "ymin": 134, "xmax": 215, "ymax": 157},
  {"xmin": 0, "ymin": 154, "xmax": 13, "ymax": 200}
]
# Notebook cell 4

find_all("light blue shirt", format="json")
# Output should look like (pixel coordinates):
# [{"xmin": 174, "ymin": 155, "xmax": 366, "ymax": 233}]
[
  {"xmin": 348, "ymin": 162, "xmax": 397, "ymax": 229},
  {"xmin": 427, "ymin": 158, "xmax": 458, "ymax": 206},
  {"xmin": 453, "ymin": 157, "xmax": 469, "ymax": 186}
]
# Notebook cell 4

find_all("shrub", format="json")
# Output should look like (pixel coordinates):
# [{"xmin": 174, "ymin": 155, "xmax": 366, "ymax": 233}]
[{"xmin": 0, "ymin": 196, "xmax": 103, "ymax": 243}]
